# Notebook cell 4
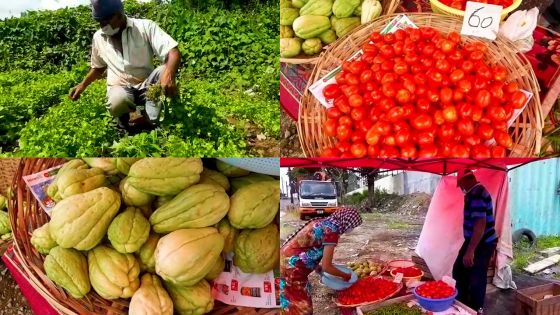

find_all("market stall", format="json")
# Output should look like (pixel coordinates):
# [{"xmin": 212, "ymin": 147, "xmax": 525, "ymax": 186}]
[
  {"xmin": 2, "ymin": 158, "xmax": 281, "ymax": 315},
  {"xmin": 280, "ymin": 157, "xmax": 547, "ymax": 314},
  {"xmin": 281, "ymin": 2, "xmax": 560, "ymax": 157}
]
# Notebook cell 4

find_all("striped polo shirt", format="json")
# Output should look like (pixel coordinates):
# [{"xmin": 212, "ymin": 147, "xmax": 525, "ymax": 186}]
[{"xmin": 463, "ymin": 184, "xmax": 498, "ymax": 244}]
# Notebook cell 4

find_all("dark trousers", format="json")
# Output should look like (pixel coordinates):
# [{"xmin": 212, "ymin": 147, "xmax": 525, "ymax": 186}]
[{"xmin": 452, "ymin": 239, "xmax": 497, "ymax": 311}]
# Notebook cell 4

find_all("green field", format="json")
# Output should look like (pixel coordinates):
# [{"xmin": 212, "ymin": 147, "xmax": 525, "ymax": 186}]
[{"xmin": 0, "ymin": 0, "xmax": 279, "ymax": 157}]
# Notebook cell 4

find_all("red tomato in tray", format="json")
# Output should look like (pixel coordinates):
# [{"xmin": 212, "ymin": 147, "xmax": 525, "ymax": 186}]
[
  {"xmin": 416, "ymin": 281, "xmax": 456, "ymax": 300},
  {"xmin": 337, "ymin": 277, "xmax": 399, "ymax": 306}
]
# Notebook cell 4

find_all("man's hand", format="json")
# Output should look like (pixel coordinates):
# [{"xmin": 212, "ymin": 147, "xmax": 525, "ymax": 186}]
[
  {"xmin": 160, "ymin": 69, "xmax": 177, "ymax": 97},
  {"xmin": 68, "ymin": 84, "xmax": 86, "ymax": 101},
  {"xmin": 463, "ymin": 249, "xmax": 475, "ymax": 268}
]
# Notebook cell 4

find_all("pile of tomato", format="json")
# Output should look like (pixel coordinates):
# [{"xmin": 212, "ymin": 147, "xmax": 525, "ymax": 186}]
[
  {"xmin": 415, "ymin": 281, "xmax": 456, "ymax": 299},
  {"xmin": 391, "ymin": 266, "xmax": 423, "ymax": 278},
  {"xmin": 321, "ymin": 26, "xmax": 528, "ymax": 158},
  {"xmin": 439, "ymin": 0, "xmax": 514, "ymax": 11},
  {"xmin": 337, "ymin": 277, "xmax": 399, "ymax": 306}
]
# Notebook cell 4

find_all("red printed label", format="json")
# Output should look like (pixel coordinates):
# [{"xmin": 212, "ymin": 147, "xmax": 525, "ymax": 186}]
[
  {"xmin": 264, "ymin": 281, "xmax": 271, "ymax": 293},
  {"xmin": 231, "ymin": 280, "xmax": 238, "ymax": 291}
]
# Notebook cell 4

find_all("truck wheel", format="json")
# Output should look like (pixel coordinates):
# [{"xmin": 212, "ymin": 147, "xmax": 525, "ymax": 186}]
[{"xmin": 512, "ymin": 228, "xmax": 537, "ymax": 248}]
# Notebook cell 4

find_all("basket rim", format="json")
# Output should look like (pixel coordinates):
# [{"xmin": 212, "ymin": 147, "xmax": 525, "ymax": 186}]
[{"xmin": 429, "ymin": 0, "xmax": 522, "ymax": 17}]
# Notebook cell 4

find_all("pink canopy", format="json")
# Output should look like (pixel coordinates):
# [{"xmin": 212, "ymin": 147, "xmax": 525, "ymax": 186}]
[{"xmin": 280, "ymin": 158, "xmax": 541, "ymax": 175}]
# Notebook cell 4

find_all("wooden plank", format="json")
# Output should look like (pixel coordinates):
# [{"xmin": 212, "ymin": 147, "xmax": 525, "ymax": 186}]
[
  {"xmin": 524, "ymin": 255, "xmax": 560, "ymax": 274},
  {"xmin": 539, "ymin": 247, "xmax": 560, "ymax": 257}
]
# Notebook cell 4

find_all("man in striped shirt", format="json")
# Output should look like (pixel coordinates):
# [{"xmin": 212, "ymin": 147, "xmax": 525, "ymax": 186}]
[{"xmin": 453, "ymin": 169, "xmax": 498, "ymax": 314}]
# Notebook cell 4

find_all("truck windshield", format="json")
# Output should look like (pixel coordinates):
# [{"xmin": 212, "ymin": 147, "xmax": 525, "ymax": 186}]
[{"xmin": 300, "ymin": 182, "xmax": 336, "ymax": 199}]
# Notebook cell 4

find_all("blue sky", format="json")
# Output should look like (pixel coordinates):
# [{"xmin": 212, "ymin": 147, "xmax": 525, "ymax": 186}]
[{"xmin": 0, "ymin": 0, "xmax": 150, "ymax": 19}]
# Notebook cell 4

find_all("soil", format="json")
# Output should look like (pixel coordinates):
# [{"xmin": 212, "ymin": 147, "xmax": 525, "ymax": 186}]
[
  {"xmin": 280, "ymin": 109, "xmax": 303, "ymax": 157},
  {"xmin": 0, "ymin": 263, "xmax": 32, "ymax": 315}
]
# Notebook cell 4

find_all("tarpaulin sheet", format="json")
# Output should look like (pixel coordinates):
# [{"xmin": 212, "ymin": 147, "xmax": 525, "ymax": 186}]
[
  {"xmin": 415, "ymin": 168, "xmax": 512, "ymax": 283},
  {"xmin": 280, "ymin": 158, "xmax": 540, "ymax": 175}
]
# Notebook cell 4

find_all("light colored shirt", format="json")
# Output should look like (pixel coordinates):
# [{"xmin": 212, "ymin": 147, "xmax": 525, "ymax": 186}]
[{"xmin": 91, "ymin": 17, "xmax": 178, "ymax": 87}]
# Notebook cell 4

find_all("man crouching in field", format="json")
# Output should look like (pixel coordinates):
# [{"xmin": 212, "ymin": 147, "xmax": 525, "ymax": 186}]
[{"xmin": 69, "ymin": 0, "xmax": 181, "ymax": 132}]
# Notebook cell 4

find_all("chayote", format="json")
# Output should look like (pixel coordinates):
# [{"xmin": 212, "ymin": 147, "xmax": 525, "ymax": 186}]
[
  {"xmin": 215, "ymin": 160, "xmax": 250, "ymax": 177},
  {"xmin": 44, "ymin": 247, "xmax": 90, "ymax": 299},
  {"xmin": 137, "ymin": 233, "xmax": 160, "ymax": 273},
  {"xmin": 120, "ymin": 177, "xmax": 154, "ymax": 207},
  {"xmin": 88, "ymin": 245, "xmax": 140, "ymax": 299},
  {"xmin": 302, "ymin": 38, "xmax": 323, "ymax": 55},
  {"xmin": 335, "ymin": 16, "xmax": 360, "ymax": 37},
  {"xmin": 333, "ymin": 0, "xmax": 361, "ymax": 18},
  {"xmin": 56, "ymin": 168, "xmax": 107, "ymax": 200},
  {"xmin": 319, "ymin": 29, "xmax": 337, "ymax": 44},
  {"xmin": 114, "ymin": 158, "xmax": 140, "ymax": 175},
  {"xmin": 280, "ymin": 7, "xmax": 299, "ymax": 26},
  {"xmin": 228, "ymin": 180, "xmax": 280, "ymax": 229},
  {"xmin": 0, "ymin": 211, "xmax": 10, "ymax": 235},
  {"xmin": 150, "ymin": 184, "xmax": 230, "ymax": 233},
  {"xmin": 129, "ymin": 274, "xmax": 173, "ymax": 315},
  {"xmin": 205, "ymin": 255, "xmax": 225, "ymax": 281},
  {"xmin": 155, "ymin": 228, "xmax": 224, "ymax": 286},
  {"xmin": 230, "ymin": 173, "xmax": 275, "ymax": 193},
  {"xmin": 49, "ymin": 187, "xmax": 121, "ymax": 250},
  {"xmin": 280, "ymin": 25, "xmax": 295, "ymax": 38},
  {"xmin": 108, "ymin": 207, "xmax": 150, "ymax": 253},
  {"xmin": 217, "ymin": 218, "xmax": 239, "ymax": 253},
  {"xmin": 82, "ymin": 158, "xmax": 118, "ymax": 175},
  {"xmin": 31, "ymin": 223, "xmax": 57, "ymax": 254},
  {"xmin": 165, "ymin": 280, "xmax": 214, "ymax": 315},
  {"xmin": 234, "ymin": 224, "xmax": 280, "ymax": 274},
  {"xmin": 128, "ymin": 158, "xmax": 203, "ymax": 196},
  {"xmin": 198, "ymin": 168, "xmax": 230, "ymax": 191},
  {"xmin": 280, "ymin": 38, "xmax": 302, "ymax": 58}
]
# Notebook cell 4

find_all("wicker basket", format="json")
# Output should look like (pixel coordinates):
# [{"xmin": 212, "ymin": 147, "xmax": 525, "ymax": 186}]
[
  {"xmin": 0, "ymin": 158, "xmax": 20, "ymax": 255},
  {"xmin": 297, "ymin": 13, "xmax": 543, "ymax": 157},
  {"xmin": 280, "ymin": 0, "xmax": 402, "ymax": 64},
  {"xmin": 8, "ymin": 158, "xmax": 280, "ymax": 315},
  {"xmin": 429, "ymin": 0, "xmax": 522, "ymax": 20}
]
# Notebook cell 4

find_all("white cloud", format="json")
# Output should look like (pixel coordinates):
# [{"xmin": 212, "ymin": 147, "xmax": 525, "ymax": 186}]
[{"xmin": 0, "ymin": 0, "xmax": 152, "ymax": 19}]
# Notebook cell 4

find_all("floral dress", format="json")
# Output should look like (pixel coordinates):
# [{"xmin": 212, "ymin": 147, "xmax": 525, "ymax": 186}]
[{"xmin": 280, "ymin": 219, "xmax": 341, "ymax": 315}]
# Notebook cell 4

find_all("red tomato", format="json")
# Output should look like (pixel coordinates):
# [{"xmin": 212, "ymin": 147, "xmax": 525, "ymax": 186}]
[
  {"xmin": 419, "ymin": 144, "xmax": 438, "ymax": 157},
  {"xmin": 336, "ymin": 125, "xmax": 352, "ymax": 141},
  {"xmin": 478, "ymin": 123, "xmax": 494, "ymax": 140},
  {"xmin": 394, "ymin": 61, "xmax": 409, "ymax": 75},
  {"xmin": 440, "ymin": 39, "xmax": 455, "ymax": 53},
  {"xmin": 367, "ymin": 145, "xmax": 379, "ymax": 157},
  {"xmin": 469, "ymin": 50, "xmax": 484, "ymax": 61},
  {"xmin": 412, "ymin": 114, "xmax": 434, "ymax": 131},
  {"xmin": 379, "ymin": 146, "xmax": 399, "ymax": 158},
  {"xmin": 334, "ymin": 96, "xmax": 351, "ymax": 114},
  {"xmin": 348, "ymin": 60, "xmax": 367, "ymax": 74},
  {"xmin": 457, "ymin": 119, "xmax": 475, "ymax": 136},
  {"xmin": 510, "ymin": 91, "xmax": 528, "ymax": 109},
  {"xmin": 351, "ymin": 107, "xmax": 367, "ymax": 121},
  {"xmin": 475, "ymin": 89, "xmax": 491, "ymax": 108},
  {"xmin": 449, "ymin": 69, "xmax": 465, "ymax": 82},
  {"xmin": 461, "ymin": 60, "xmax": 475, "ymax": 73},
  {"xmin": 417, "ymin": 132, "xmax": 435, "ymax": 145},
  {"xmin": 491, "ymin": 146, "xmax": 507, "ymax": 157},
  {"xmin": 324, "ymin": 119, "xmax": 337, "ymax": 137},
  {"xmin": 457, "ymin": 79, "xmax": 472, "ymax": 93},
  {"xmin": 492, "ymin": 65, "xmax": 508, "ymax": 81},
  {"xmin": 350, "ymin": 143, "xmax": 367, "ymax": 158},
  {"xmin": 382, "ymin": 83, "xmax": 397, "ymax": 98},
  {"xmin": 338, "ymin": 115, "xmax": 352, "ymax": 126},
  {"xmin": 417, "ymin": 98, "xmax": 432, "ymax": 113},
  {"xmin": 471, "ymin": 107, "xmax": 483, "ymax": 122},
  {"xmin": 366, "ymin": 128, "xmax": 381, "ymax": 145},
  {"xmin": 471, "ymin": 145, "xmax": 492, "ymax": 158},
  {"xmin": 327, "ymin": 107, "xmax": 342, "ymax": 119},
  {"xmin": 348, "ymin": 94, "xmax": 363, "ymax": 107},
  {"xmin": 505, "ymin": 82, "xmax": 519, "ymax": 94},
  {"xmin": 487, "ymin": 106, "xmax": 507, "ymax": 121},
  {"xmin": 464, "ymin": 135, "xmax": 481, "ymax": 147},
  {"xmin": 396, "ymin": 89, "xmax": 412, "ymax": 104},
  {"xmin": 495, "ymin": 130, "xmax": 513, "ymax": 149},
  {"xmin": 438, "ymin": 123, "xmax": 455, "ymax": 140},
  {"xmin": 435, "ymin": 59, "xmax": 451, "ymax": 73},
  {"xmin": 442, "ymin": 105, "xmax": 458, "ymax": 122},
  {"xmin": 451, "ymin": 144, "xmax": 470, "ymax": 158},
  {"xmin": 395, "ymin": 129, "xmax": 411, "ymax": 146},
  {"xmin": 400, "ymin": 144, "xmax": 418, "ymax": 158},
  {"xmin": 336, "ymin": 141, "xmax": 351, "ymax": 153},
  {"xmin": 321, "ymin": 147, "xmax": 340, "ymax": 157},
  {"xmin": 323, "ymin": 84, "xmax": 340, "ymax": 99},
  {"xmin": 383, "ymin": 135, "xmax": 396, "ymax": 146},
  {"xmin": 360, "ymin": 69, "xmax": 374, "ymax": 83}
]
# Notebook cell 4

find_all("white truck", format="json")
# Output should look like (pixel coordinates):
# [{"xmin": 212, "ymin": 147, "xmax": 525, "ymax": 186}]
[{"xmin": 298, "ymin": 179, "xmax": 338, "ymax": 220}]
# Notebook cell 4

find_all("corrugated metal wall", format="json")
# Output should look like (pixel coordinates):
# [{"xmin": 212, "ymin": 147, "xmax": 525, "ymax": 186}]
[{"xmin": 508, "ymin": 158, "xmax": 560, "ymax": 236}]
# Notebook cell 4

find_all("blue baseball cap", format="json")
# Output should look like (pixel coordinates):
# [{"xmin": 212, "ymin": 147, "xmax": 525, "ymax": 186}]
[{"xmin": 91, "ymin": 0, "xmax": 124, "ymax": 21}]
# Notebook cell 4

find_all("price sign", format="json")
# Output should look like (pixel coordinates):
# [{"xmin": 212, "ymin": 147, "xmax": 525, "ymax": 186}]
[
  {"xmin": 460, "ymin": 1, "xmax": 503, "ymax": 40},
  {"xmin": 393, "ymin": 273, "xmax": 404, "ymax": 283}
]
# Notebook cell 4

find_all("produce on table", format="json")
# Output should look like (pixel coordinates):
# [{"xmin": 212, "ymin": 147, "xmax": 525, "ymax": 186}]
[
  {"xmin": 280, "ymin": 8, "xmax": 300, "ymax": 26},
  {"xmin": 155, "ymin": 227, "xmax": 224, "ymax": 286},
  {"xmin": 129, "ymin": 274, "xmax": 173, "ymax": 315},
  {"xmin": 120, "ymin": 177, "xmax": 155, "ymax": 207},
  {"xmin": 335, "ymin": 17, "xmax": 361, "ymax": 37},
  {"xmin": 128, "ymin": 158, "xmax": 203, "ymax": 196},
  {"xmin": 391, "ymin": 266, "xmax": 423, "ymax": 278},
  {"xmin": 217, "ymin": 218, "xmax": 239, "ymax": 253},
  {"xmin": 205, "ymin": 256, "xmax": 226, "ymax": 281},
  {"xmin": 319, "ymin": 29, "xmax": 338, "ymax": 44},
  {"xmin": 320, "ymin": 27, "xmax": 527, "ymax": 158},
  {"xmin": 88, "ymin": 245, "xmax": 141, "ymax": 300},
  {"xmin": 337, "ymin": 277, "xmax": 399, "ymax": 305},
  {"xmin": 137, "ymin": 233, "xmax": 160, "ymax": 273},
  {"xmin": 83, "ymin": 158, "xmax": 119, "ymax": 175},
  {"xmin": 108, "ymin": 207, "xmax": 151, "ymax": 254},
  {"xmin": 115, "ymin": 158, "xmax": 141, "ymax": 176},
  {"xmin": 347, "ymin": 259, "xmax": 385, "ymax": 278},
  {"xmin": 149, "ymin": 184, "xmax": 230, "ymax": 233},
  {"xmin": 49, "ymin": 187, "xmax": 121, "ymax": 251},
  {"xmin": 293, "ymin": 0, "xmax": 309, "ymax": 8},
  {"xmin": 416, "ymin": 280, "xmax": 456, "ymax": 299},
  {"xmin": 281, "ymin": 25, "xmax": 296, "ymax": 38},
  {"xmin": 439, "ymin": 0, "xmax": 514, "ymax": 11},
  {"xmin": 293, "ymin": 15, "xmax": 332, "ymax": 39},
  {"xmin": 199, "ymin": 168, "xmax": 230, "ymax": 191},
  {"xmin": 365, "ymin": 304, "xmax": 423, "ymax": 315},
  {"xmin": 44, "ymin": 247, "xmax": 90, "ymax": 299},
  {"xmin": 228, "ymin": 180, "xmax": 281, "ymax": 229},
  {"xmin": 282, "ymin": 0, "xmax": 296, "ymax": 8},
  {"xmin": 303, "ymin": 38, "xmax": 324, "ymax": 55},
  {"xmin": 55, "ymin": 168, "xmax": 107, "ymax": 200},
  {"xmin": 230, "ymin": 173, "xmax": 275, "ymax": 193},
  {"xmin": 165, "ymin": 280, "xmax": 214, "ymax": 315},
  {"xmin": 234, "ymin": 224, "xmax": 280, "ymax": 273},
  {"xmin": 28, "ymin": 158, "xmax": 279, "ymax": 313},
  {"xmin": 47, "ymin": 159, "xmax": 89, "ymax": 200},
  {"xmin": 216, "ymin": 160, "xmax": 251, "ymax": 177},
  {"xmin": 281, "ymin": 38, "xmax": 303, "ymax": 58},
  {"xmin": 31, "ymin": 223, "xmax": 57, "ymax": 254}
]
